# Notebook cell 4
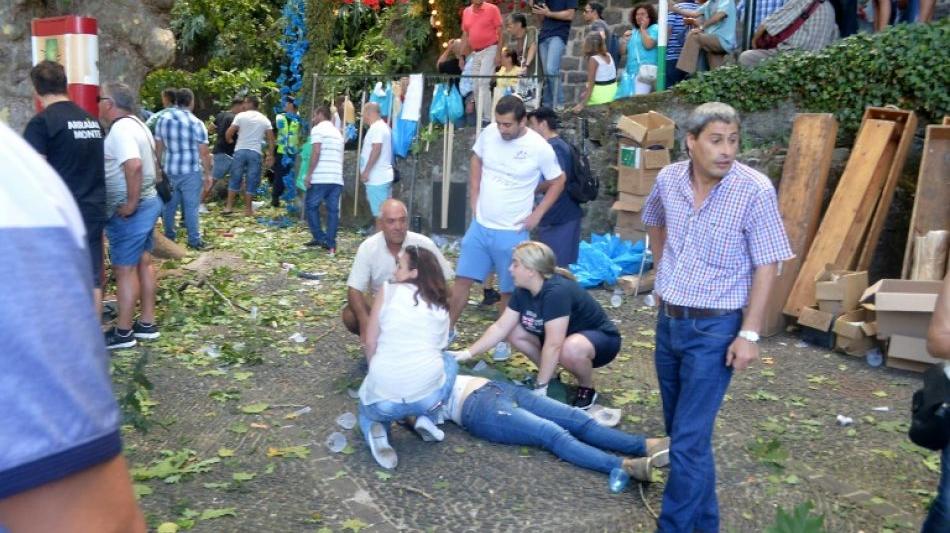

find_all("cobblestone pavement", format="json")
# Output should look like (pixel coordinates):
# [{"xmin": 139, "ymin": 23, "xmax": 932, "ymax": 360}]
[{"xmin": 118, "ymin": 210, "xmax": 940, "ymax": 532}]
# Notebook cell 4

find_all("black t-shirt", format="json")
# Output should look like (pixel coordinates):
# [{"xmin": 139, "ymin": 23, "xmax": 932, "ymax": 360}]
[
  {"xmin": 213, "ymin": 111, "xmax": 237, "ymax": 155},
  {"xmin": 508, "ymin": 274, "xmax": 619, "ymax": 339},
  {"xmin": 538, "ymin": 0, "xmax": 578, "ymax": 43},
  {"xmin": 23, "ymin": 101, "xmax": 106, "ymax": 224}
]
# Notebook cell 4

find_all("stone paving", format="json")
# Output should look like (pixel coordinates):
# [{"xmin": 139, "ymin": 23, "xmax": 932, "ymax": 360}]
[{"xmin": 117, "ymin": 210, "xmax": 940, "ymax": 532}]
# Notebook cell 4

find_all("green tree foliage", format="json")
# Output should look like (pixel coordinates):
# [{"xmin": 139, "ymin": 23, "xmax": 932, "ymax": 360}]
[{"xmin": 676, "ymin": 20, "xmax": 950, "ymax": 135}]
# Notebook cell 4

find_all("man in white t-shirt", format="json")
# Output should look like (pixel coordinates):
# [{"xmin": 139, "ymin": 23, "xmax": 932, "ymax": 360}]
[
  {"xmin": 359, "ymin": 102, "xmax": 394, "ymax": 218},
  {"xmin": 224, "ymin": 95, "xmax": 275, "ymax": 216},
  {"xmin": 448, "ymin": 95, "xmax": 565, "ymax": 328},
  {"xmin": 343, "ymin": 199, "xmax": 454, "ymax": 340},
  {"xmin": 303, "ymin": 105, "xmax": 345, "ymax": 253}
]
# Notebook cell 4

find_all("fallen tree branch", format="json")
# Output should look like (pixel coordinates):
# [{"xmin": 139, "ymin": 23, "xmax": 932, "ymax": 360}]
[{"xmin": 391, "ymin": 483, "xmax": 434, "ymax": 500}]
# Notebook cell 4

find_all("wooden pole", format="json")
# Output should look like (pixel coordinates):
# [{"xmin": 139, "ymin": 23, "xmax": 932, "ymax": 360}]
[
  {"xmin": 353, "ymin": 90, "xmax": 367, "ymax": 216},
  {"xmin": 442, "ymin": 121, "xmax": 453, "ymax": 229}
]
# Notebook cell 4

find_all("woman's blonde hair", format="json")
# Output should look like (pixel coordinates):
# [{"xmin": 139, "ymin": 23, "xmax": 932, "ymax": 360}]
[
  {"xmin": 513, "ymin": 241, "xmax": 576, "ymax": 281},
  {"xmin": 583, "ymin": 32, "xmax": 608, "ymax": 58}
]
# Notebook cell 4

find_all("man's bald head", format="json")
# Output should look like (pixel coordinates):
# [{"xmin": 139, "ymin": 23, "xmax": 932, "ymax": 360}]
[{"xmin": 378, "ymin": 199, "xmax": 409, "ymax": 246}]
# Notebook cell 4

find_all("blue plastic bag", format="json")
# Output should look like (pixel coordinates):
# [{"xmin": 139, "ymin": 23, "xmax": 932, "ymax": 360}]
[
  {"xmin": 569, "ymin": 233, "xmax": 652, "ymax": 288},
  {"xmin": 392, "ymin": 113, "xmax": 418, "ymax": 159},
  {"xmin": 447, "ymin": 85, "xmax": 464, "ymax": 122},
  {"xmin": 615, "ymin": 70, "xmax": 635, "ymax": 100},
  {"xmin": 369, "ymin": 82, "xmax": 393, "ymax": 117},
  {"xmin": 429, "ymin": 83, "xmax": 448, "ymax": 125}
]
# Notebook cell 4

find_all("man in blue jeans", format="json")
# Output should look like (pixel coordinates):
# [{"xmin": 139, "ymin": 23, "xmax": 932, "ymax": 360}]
[
  {"xmin": 155, "ymin": 88, "xmax": 212, "ymax": 249},
  {"xmin": 642, "ymin": 102, "xmax": 792, "ymax": 532},
  {"xmin": 924, "ymin": 273, "xmax": 950, "ymax": 532},
  {"xmin": 303, "ymin": 105, "xmax": 345, "ymax": 254},
  {"xmin": 532, "ymin": 0, "xmax": 577, "ymax": 108}
]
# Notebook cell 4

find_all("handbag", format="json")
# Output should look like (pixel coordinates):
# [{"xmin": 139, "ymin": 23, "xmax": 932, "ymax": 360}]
[
  {"xmin": 908, "ymin": 362, "xmax": 950, "ymax": 451},
  {"xmin": 515, "ymin": 28, "xmax": 542, "ymax": 111},
  {"xmin": 633, "ymin": 40, "xmax": 657, "ymax": 86},
  {"xmin": 118, "ymin": 115, "xmax": 172, "ymax": 203}
]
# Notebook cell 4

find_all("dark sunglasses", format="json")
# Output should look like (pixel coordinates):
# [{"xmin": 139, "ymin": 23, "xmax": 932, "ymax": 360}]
[{"xmin": 96, "ymin": 96, "xmax": 112, "ymax": 103}]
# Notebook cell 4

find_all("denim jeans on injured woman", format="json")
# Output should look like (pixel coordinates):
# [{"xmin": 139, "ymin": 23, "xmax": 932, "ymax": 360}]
[
  {"xmin": 358, "ymin": 353, "xmax": 458, "ymax": 438},
  {"xmin": 460, "ymin": 381, "xmax": 647, "ymax": 474}
]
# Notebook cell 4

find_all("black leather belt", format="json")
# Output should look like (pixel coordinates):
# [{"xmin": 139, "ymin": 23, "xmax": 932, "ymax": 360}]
[
  {"xmin": 661, "ymin": 302, "xmax": 738, "ymax": 319},
  {"xmin": 595, "ymin": 78, "xmax": 617, "ymax": 85}
]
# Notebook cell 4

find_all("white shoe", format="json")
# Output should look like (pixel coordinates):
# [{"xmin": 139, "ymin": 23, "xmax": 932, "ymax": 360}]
[
  {"xmin": 367, "ymin": 422, "xmax": 398, "ymax": 469},
  {"xmin": 492, "ymin": 341, "xmax": 511, "ymax": 361},
  {"xmin": 252, "ymin": 200, "xmax": 266, "ymax": 209},
  {"xmin": 414, "ymin": 415, "xmax": 445, "ymax": 442},
  {"xmin": 198, "ymin": 204, "xmax": 209, "ymax": 214}
]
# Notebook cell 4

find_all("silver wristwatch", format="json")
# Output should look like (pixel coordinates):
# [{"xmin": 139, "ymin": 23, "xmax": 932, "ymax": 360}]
[{"xmin": 737, "ymin": 330, "xmax": 760, "ymax": 343}]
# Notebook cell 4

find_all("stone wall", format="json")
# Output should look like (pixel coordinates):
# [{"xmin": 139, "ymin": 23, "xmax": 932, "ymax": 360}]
[{"xmin": 0, "ymin": 0, "xmax": 176, "ymax": 130}]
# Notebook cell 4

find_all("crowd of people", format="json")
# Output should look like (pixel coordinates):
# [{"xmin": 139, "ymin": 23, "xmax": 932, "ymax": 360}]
[{"xmin": 5, "ymin": 40, "xmax": 948, "ymax": 533}]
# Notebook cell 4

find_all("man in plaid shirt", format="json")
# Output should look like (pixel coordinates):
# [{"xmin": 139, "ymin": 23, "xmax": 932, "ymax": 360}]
[
  {"xmin": 642, "ymin": 102, "xmax": 792, "ymax": 532},
  {"xmin": 740, "ymin": 0, "xmax": 839, "ymax": 67},
  {"xmin": 155, "ymin": 88, "xmax": 212, "ymax": 249}
]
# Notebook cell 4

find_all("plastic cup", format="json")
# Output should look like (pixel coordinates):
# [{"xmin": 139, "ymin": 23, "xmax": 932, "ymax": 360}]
[
  {"xmin": 325, "ymin": 432, "xmax": 347, "ymax": 453},
  {"xmin": 336, "ymin": 412, "xmax": 357, "ymax": 430}
]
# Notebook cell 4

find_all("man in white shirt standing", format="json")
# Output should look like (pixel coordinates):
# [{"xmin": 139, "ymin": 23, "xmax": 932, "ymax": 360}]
[
  {"xmin": 448, "ymin": 95, "xmax": 565, "ymax": 344},
  {"xmin": 303, "ymin": 105, "xmax": 345, "ymax": 254},
  {"xmin": 343, "ymin": 199, "xmax": 454, "ymax": 341},
  {"xmin": 359, "ymin": 102, "xmax": 394, "ymax": 220},
  {"xmin": 225, "ymin": 95, "xmax": 276, "ymax": 216}
]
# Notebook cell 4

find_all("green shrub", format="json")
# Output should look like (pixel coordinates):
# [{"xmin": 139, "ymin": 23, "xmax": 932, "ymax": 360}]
[
  {"xmin": 676, "ymin": 20, "xmax": 950, "ymax": 134},
  {"xmin": 141, "ymin": 65, "xmax": 278, "ymax": 114}
]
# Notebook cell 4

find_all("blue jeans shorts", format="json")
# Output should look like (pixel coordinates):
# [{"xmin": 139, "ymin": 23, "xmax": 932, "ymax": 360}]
[
  {"xmin": 229, "ymin": 149, "xmax": 262, "ymax": 194},
  {"xmin": 106, "ymin": 195, "xmax": 162, "ymax": 266},
  {"xmin": 457, "ymin": 220, "xmax": 528, "ymax": 293},
  {"xmin": 212, "ymin": 153, "xmax": 233, "ymax": 180},
  {"xmin": 365, "ymin": 182, "xmax": 392, "ymax": 217}
]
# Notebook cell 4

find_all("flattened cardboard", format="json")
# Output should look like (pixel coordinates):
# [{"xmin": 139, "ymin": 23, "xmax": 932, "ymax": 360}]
[
  {"xmin": 617, "ymin": 167, "xmax": 659, "ymax": 195},
  {"xmin": 642, "ymin": 148, "xmax": 671, "ymax": 170},
  {"xmin": 814, "ymin": 267, "xmax": 867, "ymax": 313},
  {"xmin": 860, "ymin": 279, "xmax": 941, "ymax": 338},
  {"xmin": 832, "ymin": 309, "xmax": 877, "ymax": 355},
  {"xmin": 618, "ymin": 272, "xmax": 655, "ymax": 295},
  {"xmin": 617, "ymin": 111, "xmax": 676, "ymax": 148},
  {"xmin": 798, "ymin": 306, "xmax": 836, "ymax": 332},
  {"xmin": 888, "ymin": 334, "xmax": 943, "ymax": 366}
]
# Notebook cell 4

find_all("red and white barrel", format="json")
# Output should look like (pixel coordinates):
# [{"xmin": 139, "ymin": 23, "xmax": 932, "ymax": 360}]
[{"xmin": 31, "ymin": 16, "xmax": 99, "ymax": 118}]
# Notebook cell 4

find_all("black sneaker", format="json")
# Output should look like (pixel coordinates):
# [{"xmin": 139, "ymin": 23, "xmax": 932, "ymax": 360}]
[
  {"xmin": 480, "ymin": 288, "xmax": 501, "ymax": 307},
  {"xmin": 573, "ymin": 387, "xmax": 598, "ymax": 410},
  {"xmin": 188, "ymin": 241, "xmax": 207, "ymax": 251},
  {"xmin": 104, "ymin": 327, "xmax": 137, "ymax": 350},
  {"xmin": 132, "ymin": 320, "xmax": 160, "ymax": 340},
  {"xmin": 304, "ymin": 239, "xmax": 323, "ymax": 247}
]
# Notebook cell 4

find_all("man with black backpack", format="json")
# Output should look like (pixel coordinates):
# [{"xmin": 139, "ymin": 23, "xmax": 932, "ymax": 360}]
[
  {"xmin": 919, "ymin": 274, "xmax": 950, "ymax": 532},
  {"xmin": 527, "ymin": 107, "xmax": 593, "ymax": 267}
]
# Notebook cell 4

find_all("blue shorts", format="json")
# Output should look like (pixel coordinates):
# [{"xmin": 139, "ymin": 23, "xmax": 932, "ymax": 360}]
[
  {"xmin": 365, "ymin": 182, "xmax": 392, "ymax": 216},
  {"xmin": 106, "ymin": 195, "xmax": 162, "ymax": 266},
  {"xmin": 212, "ymin": 153, "xmax": 233, "ymax": 180},
  {"xmin": 229, "ymin": 149, "xmax": 262, "ymax": 194},
  {"xmin": 456, "ymin": 220, "xmax": 528, "ymax": 293}
]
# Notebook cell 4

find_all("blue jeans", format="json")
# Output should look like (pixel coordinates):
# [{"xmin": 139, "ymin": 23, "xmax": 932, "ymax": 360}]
[
  {"xmin": 212, "ymin": 153, "xmax": 233, "ymax": 180},
  {"xmin": 923, "ymin": 445, "xmax": 950, "ymax": 533},
  {"xmin": 358, "ymin": 354, "xmax": 458, "ymax": 441},
  {"xmin": 654, "ymin": 309, "xmax": 741, "ymax": 533},
  {"xmin": 539, "ymin": 36, "xmax": 567, "ymax": 108},
  {"xmin": 305, "ymin": 183, "xmax": 343, "ymax": 248},
  {"xmin": 229, "ymin": 149, "xmax": 262, "ymax": 194},
  {"xmin": 163, "ymin": 170, "xmax": 203, "ymax": 247},
  {"xmin": 106, "ymin": 195, "xmax": 163, "ymax": 266},
  {"xmin": 461, "ymin": 381, "xmax": 646, "ymax": 474}
]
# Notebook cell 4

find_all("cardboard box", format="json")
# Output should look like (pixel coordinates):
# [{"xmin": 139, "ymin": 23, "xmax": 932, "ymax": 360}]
[
  {"xmin": 617, "ymin": 111, "xmax": 676, "ymax": 148},
  {"xmin": 618, "ymin": 143, "xmax": 640, "ymax": 168},
  {"xmin": 618, "ymin": 272, "xmax": 655, "ymax": 295},
  {"xmin": 860, "ymin": 279, "xmax": 942, "ymax": 339},
  {"xmin": 618, "ymin": 191, "xmax": 648, "ymax": 205},
  {"xmin": 798, "ymin": 305, "xmax": 836, "ymax": 332},
  {"xmin": 614, "ymin": 228, "xmax": 647, "ymax": 244},
  {"xmin": 832, "ymin": 309, "xmax": 878, "ymax": 356},
  {"xmin": 612, "ymin": 198, "xmax": 645, "ymax": 213},
  {"xmin": 888, "ymin": 334, "xmax": 943, "ymax": 368},
  {"xmin": 815, "ymin": 266, "xmax": 868, "ymax": 315},
  {"xmin": 615, "ymin": 210, "xmax": 647, "ymax": 233},
  {"xmin": 642, "ymin": 147, "xmax": 671, "ymax": 170},
  {"xmin": 617, "ymin": 167, "xmax": 659, "ymax": 196}
]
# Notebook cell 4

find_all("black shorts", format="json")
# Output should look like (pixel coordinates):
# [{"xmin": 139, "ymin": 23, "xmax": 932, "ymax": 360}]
[
  {"xmin": 86, "ymin": 219, "xmax": 105, "ymax": 289},
  {"xmin": 578, "ymin": 329, "xmax": 622, "ymax": 368}
]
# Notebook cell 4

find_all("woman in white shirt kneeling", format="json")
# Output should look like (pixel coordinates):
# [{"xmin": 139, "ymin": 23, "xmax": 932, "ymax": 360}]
[{"xmin": 358, "ymin": 246, "xmax": 456, "ymax": 469}]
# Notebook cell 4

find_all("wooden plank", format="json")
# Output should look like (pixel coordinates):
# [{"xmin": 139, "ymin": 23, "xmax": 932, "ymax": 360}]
[
  {"xmin": 856, "ymin": 108, "xmax": 917, "ymax": 270},
  {"xmin": 784, "ymin": 119, "xmax": 896, "ymax": 317},
  {"xmin": 901, "ymin": 125, "xmax": 950, "ymax": 278},
  {"xmin": 761, "ymin": 114, "xmax": 838, "ymax": 337}
]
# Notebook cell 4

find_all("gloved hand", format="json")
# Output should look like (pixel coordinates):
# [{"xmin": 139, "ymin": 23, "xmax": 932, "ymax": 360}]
[{"xmin": 445, "ymin": 349, "xmax": 472, "ymax": 361}]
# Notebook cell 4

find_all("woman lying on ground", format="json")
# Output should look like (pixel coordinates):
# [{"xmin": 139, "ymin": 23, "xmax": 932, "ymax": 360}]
[
  {"xmin": 430, "ymin": 371, "xmax": 670, "ymax": 492},
  {"xmin": 357, "ymin": 246, "xmax": 456, "ymax": 469},
  {"xmin": 452, "ymin": 241, "xmax": 621, "ymax": 409}
]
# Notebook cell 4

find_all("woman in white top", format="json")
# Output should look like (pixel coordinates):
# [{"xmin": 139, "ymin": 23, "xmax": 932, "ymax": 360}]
[
  {"xmin": 357, "ymin": 246, "xmax": 456, "ymax": 469},
  {"xmin": 573, "ymin": 33, "xmax": 618, "ymax": 113}
]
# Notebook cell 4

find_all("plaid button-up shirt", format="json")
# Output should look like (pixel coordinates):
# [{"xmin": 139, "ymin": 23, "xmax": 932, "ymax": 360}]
[
  {"xmin": 642, "ymin": 161, "xmax": 793, "ymax": 310},
  {"xmin": 154, "ymin": 107, "xmax": 208, "ymax": 176},
  {"xmin": 765, "ymin": 0, "xmax": 839, "ymax": 52}
]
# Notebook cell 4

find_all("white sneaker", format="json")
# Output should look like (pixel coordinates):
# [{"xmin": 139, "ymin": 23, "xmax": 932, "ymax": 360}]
[
  {"xmin": 252, "ymin": 200, "xmax": 266, "ymax": 209},
  {"xmin": 492, "ymin": 341, "xmax": 511, "ymax": 361},
  {"xmin": 414, "ymin": 415, "xmax": 445, "ymax": 442},
  {"xmin": 367, "ymin": 422, "xmax": 398, "ymax": 469},
  {"xmin": 198, "ymin": 204, "xmax": 209, "ymax": 214}
]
